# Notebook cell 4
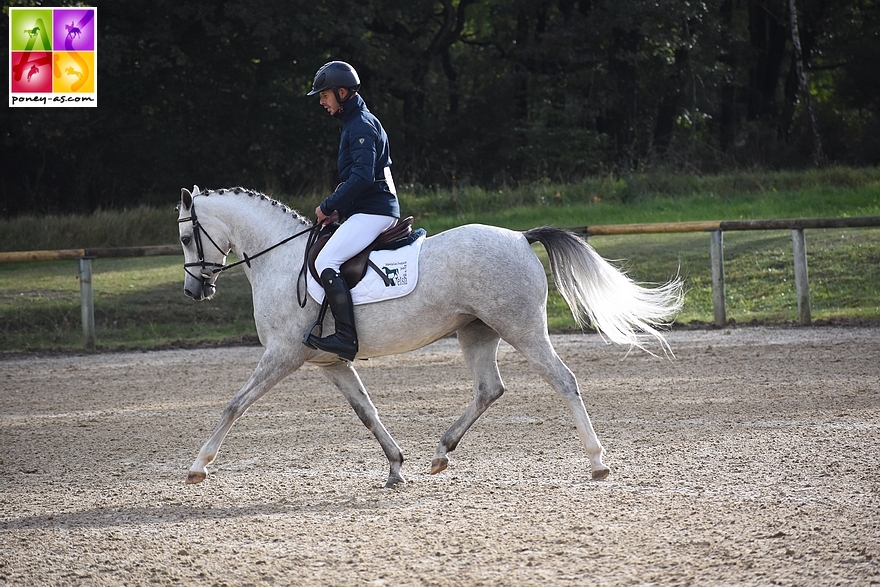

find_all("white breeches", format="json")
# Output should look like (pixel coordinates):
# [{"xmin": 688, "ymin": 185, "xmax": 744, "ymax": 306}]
[{"xmin": 315, "ymin": 213, "xmax": 398, "ymax": 274}]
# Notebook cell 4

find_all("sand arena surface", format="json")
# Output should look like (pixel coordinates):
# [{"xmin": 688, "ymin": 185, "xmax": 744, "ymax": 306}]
[{"xmin": 1, "ymin": 326, "xmax": 878, "ymax": 586}]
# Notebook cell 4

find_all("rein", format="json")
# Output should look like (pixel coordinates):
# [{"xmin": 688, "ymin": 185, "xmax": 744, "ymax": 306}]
[{"xmin": 178, "ymin": 200, "xmax": 320, "ymax": 304}]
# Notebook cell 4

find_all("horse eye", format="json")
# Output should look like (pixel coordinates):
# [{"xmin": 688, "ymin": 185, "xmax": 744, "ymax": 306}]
[{"xmin": 181, "ymin": 235, "xmax": 192, "ymax": 246}]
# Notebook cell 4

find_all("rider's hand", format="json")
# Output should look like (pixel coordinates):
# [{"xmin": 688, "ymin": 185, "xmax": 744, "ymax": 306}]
[{"xmin": 316, "ymin": 206, "xmax": 339, "ymax": 226}]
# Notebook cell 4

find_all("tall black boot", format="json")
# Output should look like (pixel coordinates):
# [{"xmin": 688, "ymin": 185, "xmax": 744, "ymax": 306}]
[{"xmin": 306, "ymin": 268, "xmax": 358, "ymax": 361}]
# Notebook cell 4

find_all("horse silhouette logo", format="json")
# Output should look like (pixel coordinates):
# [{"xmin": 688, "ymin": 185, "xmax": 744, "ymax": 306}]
[
  {"xmin": 65, "ymin": 21, "xmax": 82, "ymax": 40},
  {"xmin": 383, "ymin": 266, "xmax": 400, "ymax": 285}
]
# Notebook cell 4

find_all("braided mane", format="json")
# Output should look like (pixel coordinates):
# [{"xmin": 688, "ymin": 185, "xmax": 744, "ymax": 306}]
[{"xmin": 201, "ymin": 186, "xmax": 311, "ymax": 225}]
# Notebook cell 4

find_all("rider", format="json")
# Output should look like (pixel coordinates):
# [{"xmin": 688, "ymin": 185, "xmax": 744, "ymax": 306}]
[{"xmin": 303, "ymin": 60, "xmax": 400, "ymax": 361}]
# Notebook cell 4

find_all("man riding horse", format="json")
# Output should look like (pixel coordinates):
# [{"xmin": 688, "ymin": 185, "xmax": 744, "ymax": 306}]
[{"xmin": 303, "ymin": 61, "xmax": 400, "ymax": 362}]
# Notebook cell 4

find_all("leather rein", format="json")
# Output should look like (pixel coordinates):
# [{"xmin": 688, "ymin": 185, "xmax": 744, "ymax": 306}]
[{"xmin": 178, "ymin": 200, "xmax": 321, "ymax": 307}]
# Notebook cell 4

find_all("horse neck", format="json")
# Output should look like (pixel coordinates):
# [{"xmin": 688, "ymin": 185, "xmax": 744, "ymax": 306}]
[{"xmin": 201, "ymin": 194, "xmax": 310, "ymax": 273}]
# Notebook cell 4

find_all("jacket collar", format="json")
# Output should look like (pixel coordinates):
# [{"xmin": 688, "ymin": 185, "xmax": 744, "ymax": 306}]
[{"xmin": 334, "ymin": 93, "xmax": 365, "ymax": 121}]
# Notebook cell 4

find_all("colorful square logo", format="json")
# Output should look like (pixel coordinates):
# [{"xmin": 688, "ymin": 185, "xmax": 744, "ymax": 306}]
[{"xmin": 9, "ymin": 7, "xmax": 97, "ymax": 107}]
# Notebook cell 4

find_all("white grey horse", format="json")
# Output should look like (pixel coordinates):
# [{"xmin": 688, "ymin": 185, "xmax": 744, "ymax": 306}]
[{"xmin": 177, "ymin": 186, "xmax": 683, "ymax": 487}]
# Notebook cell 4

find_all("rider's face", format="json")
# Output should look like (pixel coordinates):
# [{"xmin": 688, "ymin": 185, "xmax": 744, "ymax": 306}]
[{"xmin": 319, "ymin": 88, "xmax": 346, "ymax": 115}]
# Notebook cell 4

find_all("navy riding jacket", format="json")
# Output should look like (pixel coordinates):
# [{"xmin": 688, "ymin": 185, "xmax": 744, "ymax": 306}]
[{"xmin": 319, "ymin": 94, "xmax": 400, "ymax": 221}]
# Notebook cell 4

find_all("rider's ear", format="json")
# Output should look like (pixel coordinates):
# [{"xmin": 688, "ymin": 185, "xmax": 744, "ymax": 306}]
[{"xmin": 181, "ymin": 188, "xmax": 193, "ymax": 211}]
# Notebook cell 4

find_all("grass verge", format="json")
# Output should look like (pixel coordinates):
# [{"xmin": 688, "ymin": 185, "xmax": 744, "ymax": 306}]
[{"xmin": 1, "ymin": 168, "xmax": 878, "ymax": 352}]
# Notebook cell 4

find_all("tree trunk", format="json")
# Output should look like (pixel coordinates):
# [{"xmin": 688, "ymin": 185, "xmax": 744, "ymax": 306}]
[
  {"xmin": 718, "ymin": 0, "xmax": 737, "ymax": 152},
  {"xmin": 747, "ymin": 0, "xmax": 788, "ymax": 122},
  {"xmin": 787, "ymin": 0, "xmax": 826, "ymax": 165},
  {"xmin": 654, "ymin": 47, "xmax": 689, "ymax": 155}
]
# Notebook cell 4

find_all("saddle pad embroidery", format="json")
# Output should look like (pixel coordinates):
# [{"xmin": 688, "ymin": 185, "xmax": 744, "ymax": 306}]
[{"xmin": 308, "ymin": 232, "xmax": 427, "ymax": 306}]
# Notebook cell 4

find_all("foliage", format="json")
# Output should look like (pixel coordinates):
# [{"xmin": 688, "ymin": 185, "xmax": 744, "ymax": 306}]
[
  {"xmin": 2, "ymin": 0, "xmax": 879, "ymax": 216},
  {"xmin": 1, "ymin": 166, "xmax": 877, "ymax": 251}
]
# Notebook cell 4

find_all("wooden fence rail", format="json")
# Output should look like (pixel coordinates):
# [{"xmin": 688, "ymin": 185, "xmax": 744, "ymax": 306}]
[
  {"xmin": 572, "ymin": 215, "xmax": 880, "ymax": 329},
  {"xmin": 1, "ymin": 216, "xmax": 878, "ymax": 350}
]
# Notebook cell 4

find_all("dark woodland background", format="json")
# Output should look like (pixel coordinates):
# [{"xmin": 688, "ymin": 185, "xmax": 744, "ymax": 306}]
[{"xmin": 2, "ymin": 0, "xmax": 878, "ymax": 216}]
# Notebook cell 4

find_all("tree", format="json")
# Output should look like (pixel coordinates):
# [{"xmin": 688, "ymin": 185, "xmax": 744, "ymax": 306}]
[{"xmin": 2, "ymin": 0, "xmax": 878, "ymax": 216}]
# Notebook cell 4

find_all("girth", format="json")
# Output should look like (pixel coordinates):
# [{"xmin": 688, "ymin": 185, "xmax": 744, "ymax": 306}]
[{"xmin": 308, "ymin": 216, "xmax": 414, "ymax": 288}]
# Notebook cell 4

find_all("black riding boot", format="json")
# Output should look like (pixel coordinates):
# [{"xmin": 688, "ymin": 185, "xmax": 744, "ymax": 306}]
[{"xmin": 306, "ymin": 268, "xmax": 358, "ymax": 361}]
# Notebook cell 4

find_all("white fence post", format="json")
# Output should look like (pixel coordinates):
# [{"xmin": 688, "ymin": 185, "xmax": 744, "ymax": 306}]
[
  {"xmin": 791, "ymin": 228, "xmax": 812, "ymax": 325},
  {"xmin": 709, "ymin": 230, "xmax": 726, "ymax": 327},
  {"xmin": 77, "ymin": 257, "xmax": 96, "ymax": 352}
]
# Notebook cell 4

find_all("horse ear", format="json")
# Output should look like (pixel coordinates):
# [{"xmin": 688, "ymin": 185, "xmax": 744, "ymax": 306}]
[
  {"xmin": 192, "ymin": 184, "xmax": 201, "ymax": 196},
  {"xmin": 181, "ymin": 188, "xmax": 193, "ymax": 211}
]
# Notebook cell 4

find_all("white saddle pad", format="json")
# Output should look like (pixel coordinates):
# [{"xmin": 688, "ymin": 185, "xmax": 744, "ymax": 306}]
[{"xmin": 307, "ymin": 231, "xmax": 426, "ymax": 306}]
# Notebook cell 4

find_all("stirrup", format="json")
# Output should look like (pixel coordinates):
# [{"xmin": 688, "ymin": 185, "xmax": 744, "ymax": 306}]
[
  {"xmin": 306, "ymin": 334, "xmax": 357, "ymax": 362},
  {"xmin": 302, "ymin": 298, "xmax": 329, "ymax": 349},
  {"xmin": 302, "ymin": 321, "xmax": 322, "ymax": 349}
]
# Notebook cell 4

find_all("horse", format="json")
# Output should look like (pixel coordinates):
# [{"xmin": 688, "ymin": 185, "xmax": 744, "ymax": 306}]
[
  {"xmin": 65, "ymin": 22, "xmax": 81, "ymax": 40},
  {"xmin": 177, "ymin": 186, "xmax": 684, "ymax": 487}
]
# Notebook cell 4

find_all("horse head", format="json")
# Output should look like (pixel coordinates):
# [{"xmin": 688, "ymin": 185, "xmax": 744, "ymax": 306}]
[{"xmin": 178, "ymin": 186, "xmax": 230, "ymax": 301}]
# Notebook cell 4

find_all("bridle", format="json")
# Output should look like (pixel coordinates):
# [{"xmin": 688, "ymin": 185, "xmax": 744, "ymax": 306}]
[
  {"xmin": 177, "ymin": 199, "xmax": 321, "ymax": 304},
  {"xmin": 177, "ymin": 201, "xmax": 230, "ymax": 285}
]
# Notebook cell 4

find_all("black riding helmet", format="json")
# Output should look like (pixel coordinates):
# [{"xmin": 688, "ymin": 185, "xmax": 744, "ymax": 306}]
[{"xmin": 307, "ymin": 61, "xmax": 361, "ymax": 111}]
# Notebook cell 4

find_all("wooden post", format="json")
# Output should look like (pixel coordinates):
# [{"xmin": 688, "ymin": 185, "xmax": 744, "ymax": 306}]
[
  {"xmin": 791, "ymin": 228, "xmax": 812, "ymax": 325},
  {"xmin": 77, "ymin": 257, "xmax": 96, "ymax": 352},
  {"xmin": 709, "ymin": 230, "xmax": 726, "ymax": 327}
]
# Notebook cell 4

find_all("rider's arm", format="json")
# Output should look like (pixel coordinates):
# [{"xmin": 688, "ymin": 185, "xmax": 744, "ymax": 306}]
[{"xmin": 319, "ymin": 130, "xmax": 378, "ymax": 217}]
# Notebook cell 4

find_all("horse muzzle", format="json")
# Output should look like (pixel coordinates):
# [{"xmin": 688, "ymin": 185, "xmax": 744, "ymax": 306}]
[{"xmin": 184, "ymin": 278, "xmax": 216, "ymax": 301}]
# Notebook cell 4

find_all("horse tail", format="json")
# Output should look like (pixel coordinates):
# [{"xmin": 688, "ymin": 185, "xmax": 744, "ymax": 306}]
[{"xmin": 524, "ymin": 226, "xmax": 684, "ymax": 355}]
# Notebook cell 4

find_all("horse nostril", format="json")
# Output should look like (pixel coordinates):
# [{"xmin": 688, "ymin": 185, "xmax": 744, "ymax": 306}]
[{"xmin": 185, "ymin": 288, "xmax": 197, "ymax": 299}]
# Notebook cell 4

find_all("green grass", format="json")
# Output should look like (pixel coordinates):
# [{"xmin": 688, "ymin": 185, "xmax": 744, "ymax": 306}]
[
  {"xmin": 567, "ymin": 227, "xmax": 880, "ymax": 328},
  {"xmin": 1, "ymin": 168, "xmax": 878, "ymax": 352},
  {"xmin": 0, "ymin": 206, "xmax": 179, "ymax": 252},
  {"xmin": 0, "ymin": 257, "xmax": 257, "ymax": 351},
  {"xmin": 387, "ymin": 167, "xmax": 880, "ymax": 233}
]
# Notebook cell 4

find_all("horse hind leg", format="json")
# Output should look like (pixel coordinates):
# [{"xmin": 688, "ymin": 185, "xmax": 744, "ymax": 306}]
[
  {"xmin": 430, "ymin": 320, "xmax": 505, "ymax": 475},
  {"xmin": 320, "ymin": 361, "xmax": 406, "ymax": 488},
  {"xmin": 511, "ymin": 334, "xmax": 610, "ymax": 480}
]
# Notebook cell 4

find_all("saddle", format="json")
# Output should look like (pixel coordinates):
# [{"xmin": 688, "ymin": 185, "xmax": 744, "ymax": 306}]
[{"xmin": 307, "ymin": 216, "xmax": 415, "ymax": 288}]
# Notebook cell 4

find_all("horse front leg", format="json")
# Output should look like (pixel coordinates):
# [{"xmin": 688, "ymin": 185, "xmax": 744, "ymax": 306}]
[
  {"xmin": 187, "ymin": 347, "xmax": 303, "ymax": 484},
  {"xmin": 320, "ymin": 361, "xmax": 406, "ymax": 488}
]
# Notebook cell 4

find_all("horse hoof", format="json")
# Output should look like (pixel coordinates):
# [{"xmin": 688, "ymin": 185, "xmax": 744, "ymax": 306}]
[
  {"xmin": 591, "ymin": 467, "xmax": 610, "ymax": 481},
  {"xmin": 186, "ymin": 471, "xmax": 206, "ymax": 484},
  {"xmin": 429, "ymin": 457, "xmax": 448, "ymax": 475},
  {"xmin": 385, "ymin": 474, "xmax": 406, "ymax": 489}
]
